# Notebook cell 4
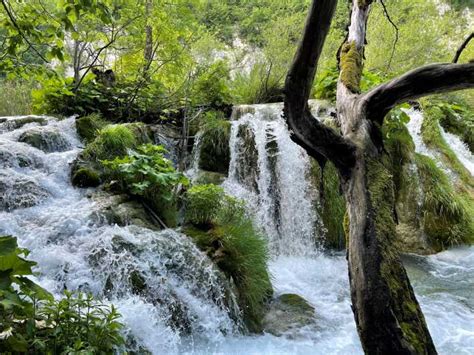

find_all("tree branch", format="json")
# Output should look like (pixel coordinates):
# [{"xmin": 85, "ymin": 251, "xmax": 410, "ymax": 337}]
[
  {"xmin": 453, "ymin": 32, "xmax": 473, "ymax": 63},
  {"xmin": 363, "ymin": 62, "xmax": 474, "ymax": 124},
  {"xmin": 284, "ymin": 0, "xmax": 356, "ymax": 176}
]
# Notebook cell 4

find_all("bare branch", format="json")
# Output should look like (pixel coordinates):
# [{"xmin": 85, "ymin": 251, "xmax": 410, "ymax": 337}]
[
  {"xmin": 453, "ymin": 32, "xmax": 473, "ymax": 63},
  {"xmin": 363, "ymin": 62, "xmax": 474, "ymax": 124},
  {"xmin": 284, "ymin": 0, "xmax": 356, "ymax": 176},
  {"xmin": 380, "ymin": 0, "xmax": 399, "ymax": 72}
]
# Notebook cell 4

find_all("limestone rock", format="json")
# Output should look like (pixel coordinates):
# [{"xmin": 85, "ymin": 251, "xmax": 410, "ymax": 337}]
[{"xmin": 19, "ymin": 127, "xmax": 71, "ymax": 152}]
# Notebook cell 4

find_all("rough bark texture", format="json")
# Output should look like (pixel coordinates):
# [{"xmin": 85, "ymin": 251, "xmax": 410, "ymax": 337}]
[{"xmin": 283, "ymin": 0, "xmax": 472, "ymax": 353}]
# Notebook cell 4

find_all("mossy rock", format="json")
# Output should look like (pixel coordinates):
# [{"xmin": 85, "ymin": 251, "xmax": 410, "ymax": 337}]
[
  {"xmin": 193, "ymin": 170, "xmax": 226, "ymax": 185},
  {"xmin": 263, "ymin": 293, "xmax": 316, "ymax": 337},
  {"xmin": 71, "ymin": 167, "xmax": 101, "ymax": 188},
  {"xmin": 18, "ymin": 127, "xmax": 71, "ymax": 152},
  {"xmin": 75, "ymin": 114, "xmax": 107, "ymax": 142}
]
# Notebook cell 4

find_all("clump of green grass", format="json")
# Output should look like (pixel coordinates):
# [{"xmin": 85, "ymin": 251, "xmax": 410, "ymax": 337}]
[
  {"xmin": 415, "ymin": 154, "xmax": 473, "ymax": 249},
  {"xmin": 83, "ymin": 124, "xmax": 137, "ymax": 161},
  {"xmin": 198, "ymin": 111, "xmax": 231, "ymax": 174},
  {"xmin": 75, "ymin": 113, "xmax": 107, "ymax": 143},
  {"xmin": 0, "ymin": 80, "xmax": 33, "ymax": 116},
  {"xmin": 185, "ymin": 184, "xmax": 272, "ymax": 332}
]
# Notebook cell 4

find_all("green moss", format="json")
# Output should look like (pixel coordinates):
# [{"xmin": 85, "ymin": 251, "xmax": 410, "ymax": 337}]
[
  {"xmin": 367, "ymin": 155, "xmax": 434, "ymax": 353},
  {"xmin": 279, "ymin": 294, "xmax": 314, "ymax": 313},
  {"xmin": 184, "ymin": 184, "xmax": 273, "ymax": 333},
  {"xmin": 321, "ymin": 162, "xmax": 346, "ymax": 249},
  {"xmin": 421, "ymin": 102, "xmax": 474, "ymax": 188},
  {"xmin": 75, "ymin": 113, "xmax": 106, "ymax": 143},
  {"xmin": 71, "ymin": 167, "xmax": 101, "ymax": 188},
  {"xmin": 198, "ymin": 112, "xmax": 231, "ymax": 174},
  {"xmin": 415, "ymin": 154, "xmax": 473, "ymax": 249},
  {"xmin": 340, "ymin": 41, "xmax": 363, "ymax": 93}
]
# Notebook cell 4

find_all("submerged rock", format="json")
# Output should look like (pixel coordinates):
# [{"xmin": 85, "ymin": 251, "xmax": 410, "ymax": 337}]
[
  {"xmin": 19, "ymin": 127, "xmax": 71, "ymax": 152},
  {"xmin": 0, "ymin": 171, "xmax": 48, "ymax": 211},
  {"xmin": 263, "ymin": 293, "xmax": 316, "ymax": 337}
]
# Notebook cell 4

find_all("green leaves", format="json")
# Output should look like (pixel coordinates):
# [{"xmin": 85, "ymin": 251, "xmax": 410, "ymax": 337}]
[
  {"xmin": 0, "ymin": 235, "xmax": 124, "ymax": 353},
  {"xmin": 103, "ymin": 143, "xmax": 189, "ymax": 203}
]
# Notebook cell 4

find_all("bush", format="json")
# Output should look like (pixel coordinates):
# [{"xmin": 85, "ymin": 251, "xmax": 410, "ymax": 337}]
[
  {"xmin": 102, "ymin": 144, "xmax": 188, "ymax": 227},
  {"xmin": 193, "ymin": 60, "xmax": 233, "ymax": 108},
  {"xmin": 75, "ymin": 113, "xmax": 107, "ymax": 143},
  {"xmin": 184, "ymin": 184, "xmax": 272, "ymax": 333},
  {"xmin": 198, "ymin": 111, "xmax": 231, "ymax": 174},
  {"xmin": 0, "ymin": 236, "xmax": 124, "ymax": 353}
]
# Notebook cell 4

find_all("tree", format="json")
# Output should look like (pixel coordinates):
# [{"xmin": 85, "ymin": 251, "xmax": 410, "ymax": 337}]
[{"xmin": 284, "ymin": 0, "xmax": 474, "ymax": 353}]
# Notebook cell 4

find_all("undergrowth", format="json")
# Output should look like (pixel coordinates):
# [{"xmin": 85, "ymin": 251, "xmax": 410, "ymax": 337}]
[
  {"xmin": 0, "ymin": 236, "xmax": 124, "ymax": 353},
  {"xmin": 184, "ymin": 184, "xmax": 272, "ymax": 333}
]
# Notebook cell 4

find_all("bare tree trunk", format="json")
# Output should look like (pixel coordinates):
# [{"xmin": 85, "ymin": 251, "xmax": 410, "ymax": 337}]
[{"xmin": 284, "ymin": 0, "xmax": 474, "ymax": 353}]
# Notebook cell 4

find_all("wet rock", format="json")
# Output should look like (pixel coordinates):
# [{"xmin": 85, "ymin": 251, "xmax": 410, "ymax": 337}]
[
  {"xmin": 263, "ymin": 293, "xmax": 316, "ymax": 337},
  {"xmin": 0, "ymin": 141, "xmax": 43, "ymax": 168},
  {"xmin": 90, "ymin": 192, "xmax": 157, "ymax": 230},
  {"xmin": 71, "ymin": 166, "xmax": 101, "ymax": 188},
  {"xmin": 18, "ymin": 127, "xmax": 71, "ymax": 152},
  {"xmin": 0, "ymin": 171, "xmax": 48, "ymax": 211},
  {"xmin": 0, "ymin": 116, "xmax": 47, "ymax": 132}
]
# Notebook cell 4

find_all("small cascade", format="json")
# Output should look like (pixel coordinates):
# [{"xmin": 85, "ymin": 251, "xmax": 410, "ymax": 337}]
[
  {"xmin": 405, "ymin": 108, "xmax": 438, "ymax": 159},
  {"xmin": 223, "ymin": 103, "xmax": 323, "ymax": 257},
  {"xmin": 440, "ymin": 128, "xmax": 474, "ymax": 175},
  {"xmin": 0, "ymin": 115, "xmax": 239, "ymax": 354}
]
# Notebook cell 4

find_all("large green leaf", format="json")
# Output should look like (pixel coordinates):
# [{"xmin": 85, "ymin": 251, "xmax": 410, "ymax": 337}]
[{"xmin": 0, "ymin": 236, "xmax": 18, "ymax": 256}]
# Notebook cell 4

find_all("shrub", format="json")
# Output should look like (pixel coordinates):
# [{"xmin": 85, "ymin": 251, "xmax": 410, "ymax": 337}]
[
  {"xmin": 0, "ymin": 236, "xmax": 124, "ymax": 353},
  {"xmin": 102, "ymin": 144, "xmax": 188, "ymax": 227},
  {"xmin": 75, "ymin": 113, "xmax": 107, "ymax": 143},
  {"xmin": 184, "ymin": 184, "xmax": 272, "ymax": 333},
  {"xmin": 198, "ymin": 111, "xmax": 231, "ymax": 174},
  {"xmin": 193, "ymin": 60, "xmax": 233, "ymax": 108},
  {"xmin": 83, "ymin": 124, "xmax": 137, "ymax": 162}
]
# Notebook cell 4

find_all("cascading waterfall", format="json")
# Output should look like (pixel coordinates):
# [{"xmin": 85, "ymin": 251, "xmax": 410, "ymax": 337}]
[
  {"xmin": 0, "ymin": 116, "xmax": 239, "ymax": 354},
  {"xmin": 224, "ymin": 103, "xmax": 322, "ymax": 257}
]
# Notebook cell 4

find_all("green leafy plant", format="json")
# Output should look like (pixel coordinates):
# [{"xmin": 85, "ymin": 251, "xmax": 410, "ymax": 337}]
[
  {"xmin": 102, "ymin": 144, "xmax": 188, "ymax": 226},
  {"xmin": 184, "ymin": 184, "xmax": 272, "ymax": 333},
  {"xmin": 0, "ymin": 236, "xmax": 124, "ymax": 353}
]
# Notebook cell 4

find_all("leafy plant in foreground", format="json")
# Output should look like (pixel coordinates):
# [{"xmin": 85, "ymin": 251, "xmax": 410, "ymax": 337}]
[{"xmin": 0, "ymin": 235, "xmax": 124, "ymax": 353}]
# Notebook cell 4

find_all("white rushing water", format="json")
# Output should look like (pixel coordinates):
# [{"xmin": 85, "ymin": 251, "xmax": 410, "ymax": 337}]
[
  {"xmin": 1, "ymin": 110, "xmax": 473, "ymax": 354},
  {"xmin": 0, "ymin": 116, "xmax": 238, "ymax": 353}
]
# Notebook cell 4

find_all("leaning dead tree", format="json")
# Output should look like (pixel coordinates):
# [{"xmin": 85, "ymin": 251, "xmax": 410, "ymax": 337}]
[{"xmin": 284, "ymin": 0, "xmax": 474, "ymax": 353}]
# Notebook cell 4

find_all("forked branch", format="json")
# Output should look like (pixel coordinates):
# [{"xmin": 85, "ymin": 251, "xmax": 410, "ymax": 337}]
[{"xmin": 284, "ymin": 0, "xmax": 356, "ymax": 176}]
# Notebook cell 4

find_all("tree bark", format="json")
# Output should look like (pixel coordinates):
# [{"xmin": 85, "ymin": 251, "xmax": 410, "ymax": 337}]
[{"xmin": 283, "ymin": 0, "xmax": 474, "ymax": 353}]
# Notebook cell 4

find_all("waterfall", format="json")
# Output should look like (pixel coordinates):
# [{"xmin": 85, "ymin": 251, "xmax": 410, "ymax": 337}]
[
  {"xmin": 224, "ymin": 103, "xmax": 323, "ymax": 257},
  {"xmin": 0, "ymin": 116, "xmax": 239, "ymax": 354},
  {"xmin": 1, "ymin": 108, "xmax": 473, "ymax": 354}
]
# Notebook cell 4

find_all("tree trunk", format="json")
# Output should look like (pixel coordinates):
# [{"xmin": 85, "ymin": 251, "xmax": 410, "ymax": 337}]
[
  {"xmin": 341, "ymin": 108, "xmax": 436, "ymax": 354},
  {"xmin": 284, "ymin": 0, "xmax": 473, "ymax": 352}
]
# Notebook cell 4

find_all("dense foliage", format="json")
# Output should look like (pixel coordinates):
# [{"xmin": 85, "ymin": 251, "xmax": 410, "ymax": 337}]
[{"xmin": 0, "ymin": 236, "xmax": 124, "ymax": 353}]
